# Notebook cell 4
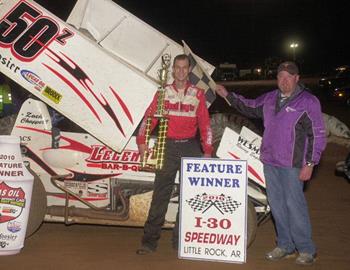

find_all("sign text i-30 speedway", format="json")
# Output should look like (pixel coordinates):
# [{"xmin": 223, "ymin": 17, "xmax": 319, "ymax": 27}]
[{"xmin": 179, "ymin": 158, "xmax": 248, "ymax": 263}]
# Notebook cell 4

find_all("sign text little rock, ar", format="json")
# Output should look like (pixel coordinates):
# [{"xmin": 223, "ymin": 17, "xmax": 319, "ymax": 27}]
[{"xmin": 179, "ymin": 158, "xmax": 248, "ymax": 264}]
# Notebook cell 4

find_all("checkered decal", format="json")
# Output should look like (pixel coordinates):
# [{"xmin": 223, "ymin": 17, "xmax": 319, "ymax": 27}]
[
  {"xmin": 186, "ymin": 193, "xmax": 241, "ymax": 215},
  {"xmin": 186, "ymin": 194, "xmax": 213, "ymax": 212},
  {"xmin": 214, "ymin": 196, "xmax": 242, "ymax": 214},
  {"xmin": 183, "ymin": 42, "xmax": 217, "ymax": 107}
]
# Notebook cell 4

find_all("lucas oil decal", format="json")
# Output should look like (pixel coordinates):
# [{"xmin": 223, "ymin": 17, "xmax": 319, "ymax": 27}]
[
  {"xmin": 0, "ymin": 182, "xmax": 26, "ymax": 224},
  {"xmin": 21, "ymin": 70, "xmax": 45, "ymax": 91}
]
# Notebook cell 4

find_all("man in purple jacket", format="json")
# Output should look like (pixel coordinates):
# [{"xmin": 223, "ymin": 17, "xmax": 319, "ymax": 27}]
[{"xmin": 216, "ymin": 61, "xmax": 326, "ymax": 266}]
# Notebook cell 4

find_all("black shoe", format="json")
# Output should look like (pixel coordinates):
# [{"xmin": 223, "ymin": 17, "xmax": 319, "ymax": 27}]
[{"xmin": 136, "ymin": 245, "xmax": 155, "ymax": 255}]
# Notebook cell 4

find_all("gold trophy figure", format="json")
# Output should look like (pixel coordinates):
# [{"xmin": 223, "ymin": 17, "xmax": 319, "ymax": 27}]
[{"xmin": 141, "ymin": 54, "xmax": 171, "ymax": 171}]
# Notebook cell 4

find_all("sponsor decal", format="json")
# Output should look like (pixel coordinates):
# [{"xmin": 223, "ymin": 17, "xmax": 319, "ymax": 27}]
[
  {"xmin": 0, "ymin": 53, "xmax": 21, "ymax": 74},
  {"xmin": 1, "ymin": 206, "xmax": 17, "ymax": 214},
  {"xmin": 61, "ymin": 180, "xmax": 109, "ymax": 200},
  {"xmin": 285, "ymin": 106, "xmax": 296, "ymax": 112},
  {"xmin": 0, "ymin": 182, "xmax": 26, "ymax": 223},
  {"xmin": 87, "ymin": 183, "xmax": 108, "ymax": 199},
  {"xmin": 236, "ymin": 135, "xmax": 260, "ymax": 158},
  {"xmin": 86, "ymin": 146, "xmax": 140, "ymax": 163},
  {"xmin": 0, "ymin": 241, "xmax": 9, "ymax": 248},
  {"xmin": 20, "ymin": 112, "xmax": 49, "ymax": 126},
  {"xmin": 0, "ymin": 233, "xmax": 18, "ymax": 242},
  {"xmin": 20, "ymin": 70, "xmax": 45, "ymax": 91},
  {"xmin": 64, "ymin": 181, "xmax": 87, "ymax": 190},
  {"xmin": 19, "ymin": 136, "xmax": 32, "ymax": 142},
  {"xmin": 7, "ymin": 221, "xmax": 21, "ymax": 233},
  {"xmin": 64, "ymin": 181, "xmax": 87, "ymax": 197},
  {"xmin": 93, "ymin": 163, "xmax": 141, "ymax": 171},
  {"xmin": 86, "ymin": 145, "xmax": 141, "ymax": 171},
  {"xmin": 164, "ymin": 100, "xmax": 195, "ymax": 113},
  {"xmin": 42, "ymin": 86, "xmax": 62, "ymax": 104}
]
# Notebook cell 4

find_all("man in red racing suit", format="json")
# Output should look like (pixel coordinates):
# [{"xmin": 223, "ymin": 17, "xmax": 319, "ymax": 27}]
[{"xmin": 136, "ymin": 54, "xmax": 212, "ymax": 254}]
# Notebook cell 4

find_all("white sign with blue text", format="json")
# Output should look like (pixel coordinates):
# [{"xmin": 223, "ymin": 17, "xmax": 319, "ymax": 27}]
[{"xmin": 179, "ymin": 158, "xmax": 247, "ymax": 263}]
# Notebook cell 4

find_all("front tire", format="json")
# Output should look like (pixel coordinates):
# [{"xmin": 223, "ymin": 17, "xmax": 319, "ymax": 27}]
[
  {"xmin": 210, "ymin": 113, "xmax": 260, "ymax": 157},
  {"xmin": 26, "ymin": 168, "xmax": 47, "ymax": 238}
]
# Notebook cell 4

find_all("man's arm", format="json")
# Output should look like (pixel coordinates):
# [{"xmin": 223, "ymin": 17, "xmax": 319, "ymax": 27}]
[
  {"xmin": 137, "ymin": 144, "xmax": 147, "ymax": 162},
  {"xmin": 304, "ymin": 97, "xmax": 327, "ymax": 165},
  {"xmin": 299, "ymin": 96, "xmax": 327, "ymax": 181},
  {"xmin": 216, "ymin": 85, "xmax": 264, "ymax": 119}
]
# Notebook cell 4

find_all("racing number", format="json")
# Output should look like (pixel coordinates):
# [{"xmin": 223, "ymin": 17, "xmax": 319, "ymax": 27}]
[
  {"xmin": 14, "ymin": 17, "xmax": 58, "ymax": 59},
  {"xmin": 0, "ymin": 2, "xmax": 40, "ymax": 44},
  {"xmin": 0, "ymin": 1, "xmax": 59, "ymax": 61}
]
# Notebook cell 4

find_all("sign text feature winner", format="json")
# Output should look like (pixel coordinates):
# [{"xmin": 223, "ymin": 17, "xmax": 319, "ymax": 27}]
[{"xmin": 179, "ymin": 158, "xmax": 247, "ymax": 263}]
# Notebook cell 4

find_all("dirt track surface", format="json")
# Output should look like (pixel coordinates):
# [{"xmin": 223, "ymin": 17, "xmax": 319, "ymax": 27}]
[{"xmin": 1, "ymin": 142, "xmax": 349, "ymax": 270}]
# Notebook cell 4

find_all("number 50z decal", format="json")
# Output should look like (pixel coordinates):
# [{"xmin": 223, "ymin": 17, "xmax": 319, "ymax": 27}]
[{"xmin": 0, "ymin": 1, "xmax": 73, "ymax": 62}]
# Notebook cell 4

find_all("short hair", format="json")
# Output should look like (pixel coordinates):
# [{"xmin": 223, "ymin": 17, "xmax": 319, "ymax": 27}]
[{"xmin": 173, "ymin": 54, "xmax": 191, "ymax": 67}]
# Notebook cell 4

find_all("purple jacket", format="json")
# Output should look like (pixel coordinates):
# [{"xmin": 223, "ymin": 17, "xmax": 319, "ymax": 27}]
[{"xmin": 226, "ymin": 86, "xmax": 326, "ymax": 168}]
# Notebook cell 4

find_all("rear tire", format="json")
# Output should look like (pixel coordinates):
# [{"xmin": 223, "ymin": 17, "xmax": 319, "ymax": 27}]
[
  {"xmin": 25, "ymin": 168, "xmax": 47, "ymax": 238},
  {"xmin": 210, "ymin": 113, "xmax": 259, "ymax": 247},
  {"xmin": 210, "ymin": 113, "xmax": 259, "ymax": 157},
  {"xmin": 247, "ymin": 199, "xmax": 257, "ymax": 247}
]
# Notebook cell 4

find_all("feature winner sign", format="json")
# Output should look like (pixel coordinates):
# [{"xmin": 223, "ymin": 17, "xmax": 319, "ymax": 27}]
[{"xmin": 179, "ymin": 158, "xmax": 247, "ymax": 263}]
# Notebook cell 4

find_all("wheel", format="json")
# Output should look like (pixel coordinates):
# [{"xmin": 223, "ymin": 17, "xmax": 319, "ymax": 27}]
[
  {"xmin": 210, "ymin": 113, "xmax": 260, "ymax": 157},
  {"xmin": 247, "ymin": 199, "xmax": 257, "ymax": 247},
  {"xmin": 25, "ymin": 168, "xmax": 47, "ymax": 238},
  {"xmin": 210, "ymin": 113, "xmax": 259, "ymax": 247}
]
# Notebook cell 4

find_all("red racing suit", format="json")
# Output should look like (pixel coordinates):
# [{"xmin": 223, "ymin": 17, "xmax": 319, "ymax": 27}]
[{"xmin": 136, "ymin": 81, "xmax": 213, "ymax": 155}]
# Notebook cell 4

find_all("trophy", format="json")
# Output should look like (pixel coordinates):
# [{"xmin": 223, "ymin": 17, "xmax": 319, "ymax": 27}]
[{"xmin": 141, "ymin": 54, "xmax": 171, "ymax": 171}]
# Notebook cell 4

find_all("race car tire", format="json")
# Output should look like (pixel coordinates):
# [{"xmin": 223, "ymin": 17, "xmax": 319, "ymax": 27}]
[
  {"xmin": 25, "ymin": 168, "xmax": 47, "ymax": 238},
  {"xmin": 210, "ymin": 113, "xmax": 259, "ymax": 247},
  {"xmin": 210, "ymin": 113, "xmax": 259, "ymax": 157},
  {"xmin": 247, "ymin": 199, "xmax": 257, "ymax": 247}
]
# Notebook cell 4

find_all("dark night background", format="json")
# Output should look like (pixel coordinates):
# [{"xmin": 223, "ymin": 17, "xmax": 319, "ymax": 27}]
[{"xmin": 32, "ymin": 0, "xmax": 350, "ymax": 75}]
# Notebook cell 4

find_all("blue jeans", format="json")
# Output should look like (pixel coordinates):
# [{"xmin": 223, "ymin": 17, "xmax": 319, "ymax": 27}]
[{"xmin": 264, "ymin": 164, "xmax": 316, "ymax": 255}]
